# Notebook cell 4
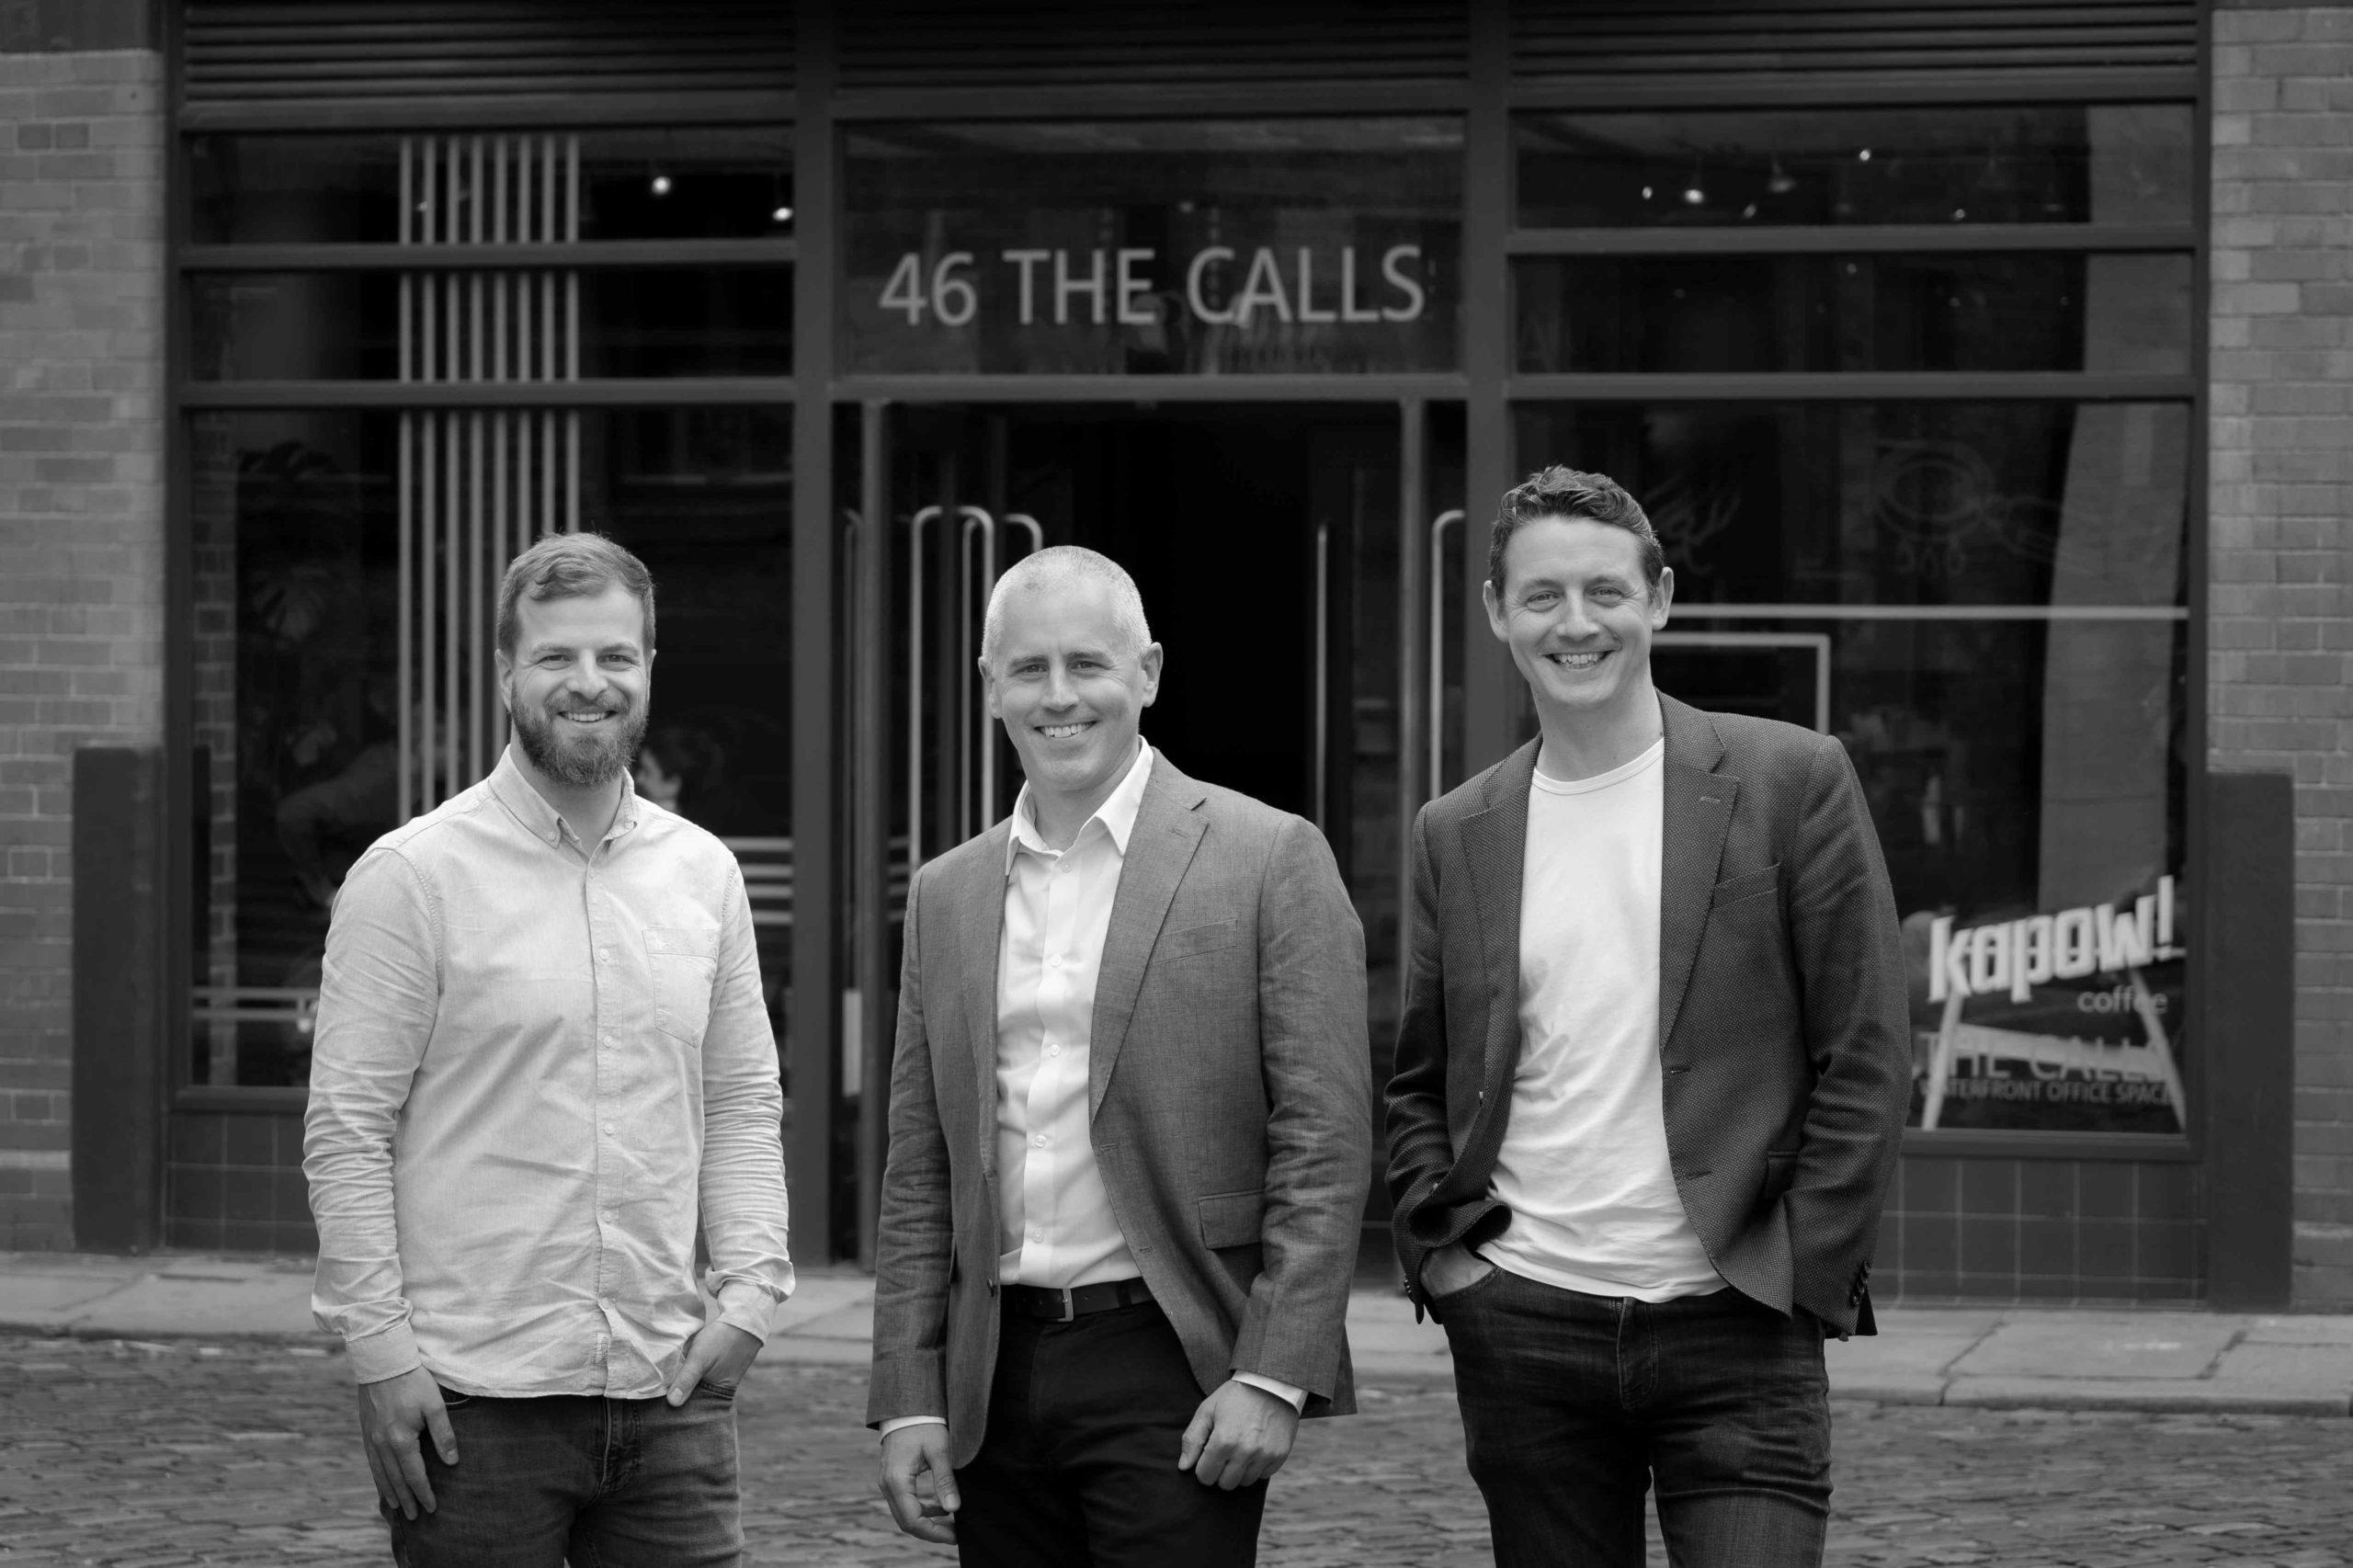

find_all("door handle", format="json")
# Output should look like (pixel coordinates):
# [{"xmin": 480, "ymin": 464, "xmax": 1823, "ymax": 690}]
[
  {"xmin": 1312, "ymin": 523, "xmax": 1330, "ymax": 833},
  {"xmin": 1004, "ymin": 512, "xmax": 1043, "ymax": 557},
  {"xmin": 958, "ymin": 506, "xmax": 998, "ymax": 835},
  {"xmin": 905, "ymin": 505, "xmax": 943, "ymax": 869},
  {"xmin": 1427, "ymin": 509, "xmax": 1465, "ymax": 800}
]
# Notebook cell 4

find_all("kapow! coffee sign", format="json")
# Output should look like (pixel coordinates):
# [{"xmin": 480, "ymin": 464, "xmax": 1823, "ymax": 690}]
[{"xmin": 1927, "ymin": 876, "xmax": 2183, "ymax": 1006}]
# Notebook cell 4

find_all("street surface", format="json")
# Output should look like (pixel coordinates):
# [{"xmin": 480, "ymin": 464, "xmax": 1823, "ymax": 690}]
[{"xmin": 3, "ymin": 1335, "xmax": 2350, "ymax": 1567}]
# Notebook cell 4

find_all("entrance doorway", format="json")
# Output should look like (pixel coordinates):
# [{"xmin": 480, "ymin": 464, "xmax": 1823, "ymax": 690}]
[{"xmin": 851, "ymin": 401, "xmax": 1462, "ymax": 1267}]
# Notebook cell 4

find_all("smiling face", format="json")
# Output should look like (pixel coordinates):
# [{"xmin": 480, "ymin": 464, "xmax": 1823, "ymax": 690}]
[
  {"xmin": 982, "ymin": 575, "xmax": 1162, "ymax": 825},
  {"xmin": 1483, "ymin": 515, "xmax": 1673, "ymax": 733},
  {"xmin": 496, "ymin": 584, "xmax": 654, "ymax": 791}
]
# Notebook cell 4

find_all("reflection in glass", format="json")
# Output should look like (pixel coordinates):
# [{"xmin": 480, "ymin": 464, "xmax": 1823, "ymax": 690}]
[
  {"xmin": 188, "ymin": 267, "xmax": 793, "ymax": 380},
  {"xmin": 841, "ymin": 119, "xmax": 1461, "ymax": 374},
  {"xmin": 1512, "ymin": 401, "xmax": 2188, "ymax": 608},
  {"xmin": 1514, "ymin": 406, "xmax": 2188, "ymax": 1136},
  {"xmin": 1515, "ymin": 253, "xmax": 2191, "ymax": 375},
  {"xmin": 189, "ymin": 128, "xmax": 795, "ymax": 244},
  {"xmin": 187, "ymin": 408, "xmax": 793, "ymax": 1089},
  {"xmin": 1515, "ymin": 105, "xmax": 2192, "ymax": 229}
]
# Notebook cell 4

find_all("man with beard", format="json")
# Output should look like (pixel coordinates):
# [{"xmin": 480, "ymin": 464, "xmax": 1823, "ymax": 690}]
[{"xmin": 304, "ymin": 532, "xmax": 793, "ymax": 1567}]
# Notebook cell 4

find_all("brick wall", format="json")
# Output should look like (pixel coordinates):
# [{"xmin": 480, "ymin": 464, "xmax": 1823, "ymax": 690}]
[
  {"xmin": 2210, "ymin": 2, "xmax": 2353, "ymax": 1307},
  {"xmin": 0, "ymin": 47, "xmax": 167, "ymax": 1249}
]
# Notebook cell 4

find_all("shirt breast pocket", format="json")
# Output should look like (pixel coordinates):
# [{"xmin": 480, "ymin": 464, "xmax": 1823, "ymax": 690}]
[{"xmin": 644, "ymin": 926, "xmax": 719, "ymax": 1046}]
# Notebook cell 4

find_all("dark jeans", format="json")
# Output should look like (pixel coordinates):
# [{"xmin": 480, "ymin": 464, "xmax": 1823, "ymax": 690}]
[
  {"xmin": 383, "ymin": 1385, "xmax": 742, "ymax": 1568},
  {"xmin": 1437, "ymin": 1267, "xmax": 1831, "ymax": 1568},
  {"xmin": 953, "ymin": 1299, "xmax": 1267, "ymax": 1568}
]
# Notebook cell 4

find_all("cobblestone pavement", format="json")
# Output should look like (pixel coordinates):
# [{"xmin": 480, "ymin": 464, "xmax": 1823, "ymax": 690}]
[{"xmin": 5, "ymin": 1335, "xmax": 2352, "ymax": 1566}]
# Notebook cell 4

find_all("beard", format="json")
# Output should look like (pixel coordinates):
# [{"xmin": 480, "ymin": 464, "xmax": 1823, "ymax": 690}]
[{"xmin": 511, "ymin": 694, "xmax": 648, "ymax": 789}]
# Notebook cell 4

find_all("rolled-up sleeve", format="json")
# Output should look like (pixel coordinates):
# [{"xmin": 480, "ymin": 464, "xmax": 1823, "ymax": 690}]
[
  {"xmin": 302, "ymin": 847, "xmax": 441, "ymax": 1384},
  {"xmin": 698, "ymin": 861, "xmax": 795, "ymax": 1339}
]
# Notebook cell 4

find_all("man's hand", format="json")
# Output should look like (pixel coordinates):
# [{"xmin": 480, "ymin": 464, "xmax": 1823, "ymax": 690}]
[
  {"xmin": 878, "ymin": 1424, "xmax": 961, "ymax": 1545},
  {"xmin": 1421, "ymin": 1240, "xmax": 1496, "ymax": 1301},
  {"xmin": 357, "ymin": 1367, "xmax": 456, "ymax": 1520},
  {"xmin": 1177, "ymin": 1379, "xmax": 1300, "ymax": 1490},
  {"xmin": 666, "ymin": 1320, "xmax": 762, "ymax": 1406}
]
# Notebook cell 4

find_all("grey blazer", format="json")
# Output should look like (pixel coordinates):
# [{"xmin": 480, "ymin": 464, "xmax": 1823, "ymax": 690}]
[
  {"xmin": 866, "ymin": 754, "xmax": 1372, "ymax": 1463},
  {"xmin": 1385, "ymin": 696, "xmax": 1911, "ymax": 1338}
]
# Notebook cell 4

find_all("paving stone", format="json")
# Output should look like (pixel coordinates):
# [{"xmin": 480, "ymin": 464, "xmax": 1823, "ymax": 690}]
[{"xmin": 7, "ymin": 1335, "xmax": 2353, "ymax": 1565}]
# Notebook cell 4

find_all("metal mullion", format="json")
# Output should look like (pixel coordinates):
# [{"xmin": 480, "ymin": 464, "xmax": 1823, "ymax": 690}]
[
  {"xmin": 398, "ymin": 413, "xmax": 414, "ymax": 823},
  {"xmin": 469, "ymin": 137, "xmax": 488, "ymax": 783},
  {"xmin": 565, "ymin": 134, "xmax": 580, "ymax": 536},
  {"xmin": 179, "ymin": 240, "xmax": 800, "ymax": 271},
  {"xmin": 827, "ymin": 80, "xmax": 1470, "ymax": 122},
  {"xmin": 1504, "ymin": 72, "xmax": 2199, "ymax": 113},
  {"xmin": 1395, "ymin": 395, "xmax": 1426, "ymax": 1013},
  {"xmin": 790, "ymin": 0, "xmax": 840, "ymax": 1265},
  {"xmin": 181, "ymin": 380, "xmax": 804, "ymax": 408},
  {"xmin": 444, "ymin": 407, "xmax": 460, "ymax": 795},
  {"xmin": 418, "ymin": 411, "xmax": 438, "ymax": 810},
  {"xmin": 1505, "ymin": 224, "xmax": 2198, "ymax": 257},
  {"xmin": 1460, "ymin": 2, "xmax": 1517, "ymax": 781},
  {"xmin": 419, "ymin": 138, "xmax": 438, "ymax": 386},
  {"xmin": 834, "ymin": 374, "xmax": 1463, "ymax": 404},
  {"xmin": 1506, "ymin": 371, "xmax": 2195, "ymax": 403},
  {"xmin": 176, "ymin": 90, "xmax": 798, "ymax": 136}
]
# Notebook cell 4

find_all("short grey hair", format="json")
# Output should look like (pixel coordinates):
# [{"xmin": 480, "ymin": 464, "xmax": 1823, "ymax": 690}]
[{"xmin": 979, "ymin": 546, "xmax": 1153, "ymax": 667}]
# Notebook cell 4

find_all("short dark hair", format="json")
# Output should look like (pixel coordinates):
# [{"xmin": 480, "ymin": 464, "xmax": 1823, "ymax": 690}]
[
  {"xmin": 495, "ymin": 532, "xmax": 656, "ymax": 658},
  {"xmin": 1486, "ymin": 466, "xmax": 1665, "ymax": 597}
]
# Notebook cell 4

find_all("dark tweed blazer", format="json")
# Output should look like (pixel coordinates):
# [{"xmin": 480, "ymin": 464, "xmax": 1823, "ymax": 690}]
[
  {"xmin": 1384, "ymin": 695, "xmax": 1911, "ymax": 1337},
  {"xmin": 867, "ymin": 755, "xmax": 1371, "ymax": 1465}
]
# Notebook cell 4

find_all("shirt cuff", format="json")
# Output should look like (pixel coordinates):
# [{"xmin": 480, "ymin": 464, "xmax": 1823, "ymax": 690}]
[
  {"xmin": 879, "ymin": 1415, "xmax": 949, "ymax": 1438},
  {"xmin": 1233, "ymin": 1372, "xmax": 1308, "ymax": 1413},
  {"xmin": 714, "ymin": 1278, "xmax": 777, "ymax": 1345},
  {"xmin": 346, "ymin": 1319, "xmax": 424, "ymax": 1386}
]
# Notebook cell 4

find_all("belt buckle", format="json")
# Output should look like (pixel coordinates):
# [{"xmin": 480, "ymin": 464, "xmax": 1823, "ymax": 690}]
[{"xmin": 1053, "ymin": 1286, "xmax": 1076, "ymax": 1324}]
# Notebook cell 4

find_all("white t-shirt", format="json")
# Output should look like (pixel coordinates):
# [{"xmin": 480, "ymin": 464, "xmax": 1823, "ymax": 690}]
[{"xmin": 1478, "ymin": 736, "xmax": 1723, "ymax": 1301}]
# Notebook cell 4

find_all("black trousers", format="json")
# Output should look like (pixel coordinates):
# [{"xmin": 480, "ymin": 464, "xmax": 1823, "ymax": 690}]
[{"xmin": 952, "ymin": 1297, "xmax": 1267, "ymax": 1568}]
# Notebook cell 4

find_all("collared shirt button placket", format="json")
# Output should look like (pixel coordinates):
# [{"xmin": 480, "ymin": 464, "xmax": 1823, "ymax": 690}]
[{"xmin": 582, "ymin": 852, "xmax": 620, "ymax": 1380}]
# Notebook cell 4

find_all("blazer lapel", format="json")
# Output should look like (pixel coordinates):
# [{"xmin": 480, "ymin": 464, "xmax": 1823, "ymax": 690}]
[
  {"xmin": 1657, "ymin": 696, "xmax": 1734, "ymax": 1052},
  {"xmin": 952, "ymin": 823, "xmax": 1014, "ymax": 1138},
  {"xmin": 1460, "ymin": 740, "xmax": 1539, "ymax": 1085},
  {"xmin": 1087, "ymin": 757, "xmax": 1210, "ymax": 1117}
]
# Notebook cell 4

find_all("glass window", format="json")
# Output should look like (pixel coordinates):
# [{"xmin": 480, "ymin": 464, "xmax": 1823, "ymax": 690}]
[
  {"xmin": 1516, "ymin": 403, "xmax": 2188, "ymax": 1137},
  {"xmin": 1514, "ymin": 253, "xmax": 2191, "ymax": 375},
  {"xmin": 188, "ymin": 267, "xmax": 793, "ymax": 381},
  {"xmin": 187, "ymin": 406, "xmax": 793, "ymax": 1090},
  {"xmin": 189, "ymin": 129, "xmax": 796, "ymax": 244},
  {"xmin": 1515, "ymin": 105, "xmax": 2192, "ymax": 230},
  {"xmin": 1513, "ymin": 401, "xmax": 2188, "ymax": 608},
  {"xmin": 840, "ymin": 118, "xmax": 1462, "ymax": 374}
]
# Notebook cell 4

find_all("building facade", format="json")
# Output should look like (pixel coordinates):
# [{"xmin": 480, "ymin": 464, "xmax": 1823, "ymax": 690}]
[{"xmin": 2, "ymin": 0, "xmax": 2345, "ymax": 1307}]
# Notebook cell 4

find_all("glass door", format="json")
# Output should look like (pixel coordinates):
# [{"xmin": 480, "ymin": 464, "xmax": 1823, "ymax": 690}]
[{"xmin": 853, "ymin": 401, "xmax": 1460, "ymax": 1264}]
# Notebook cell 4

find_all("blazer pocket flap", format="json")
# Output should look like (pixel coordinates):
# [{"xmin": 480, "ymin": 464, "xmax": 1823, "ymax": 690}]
[
  {"xmin": 1198, "ymin": 1187, "xmax": 1266, "ymax": 1249},
  {"xmin": 644, "ymin": 926, "xmax": 720, "ymax": 960},
  {"xmin": 1710, "ymin": 863, "xmax": 1781, "ymax": 908},
  {"xmin": 1161, "ymin": 918, "xmax": 1241, "ymax": 960}
]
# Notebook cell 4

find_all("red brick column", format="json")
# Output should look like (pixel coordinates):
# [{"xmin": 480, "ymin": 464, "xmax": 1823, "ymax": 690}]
[
  {"xmin": 0, "ymin": 46, "xmax": 165, "ymax": 1249},
  {"xmin": 2210, "ymin": 2, "xmax": 2353, "ymax": 1306}
]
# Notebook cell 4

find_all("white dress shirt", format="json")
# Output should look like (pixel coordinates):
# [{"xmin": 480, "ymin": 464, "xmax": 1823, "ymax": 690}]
[
  {"xmin": 881, "ymin": 740, "xmax": 1300, "ymax": 1437},
  {"xmin": 304, "ymin": 749, "xmax": 794, "ymax": 1395}
]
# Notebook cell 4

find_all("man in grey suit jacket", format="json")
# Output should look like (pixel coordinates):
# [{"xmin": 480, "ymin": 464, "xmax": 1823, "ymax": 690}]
[
  {"xmin": 870, "ymin": 545, "xmax": 1371, "ymax": 1566},
  {"xmin": 1386, "ymin": 468, "xmax": 1910, "ymax": 1567}
]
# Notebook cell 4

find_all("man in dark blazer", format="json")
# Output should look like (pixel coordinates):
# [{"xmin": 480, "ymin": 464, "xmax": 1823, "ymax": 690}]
[
  {"xmin": 870, "ymin": 545, "xmax": 1371, "ymax": 1566},
  {"xmin": 1386, "ymin": 467, "xmax": 1910, "ymax": 1567}
]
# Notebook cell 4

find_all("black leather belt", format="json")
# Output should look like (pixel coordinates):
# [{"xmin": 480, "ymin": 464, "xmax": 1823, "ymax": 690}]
[{"xmin": 1004, "ymin": 1278, "xmax": 1154, "ymax": 1323}]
